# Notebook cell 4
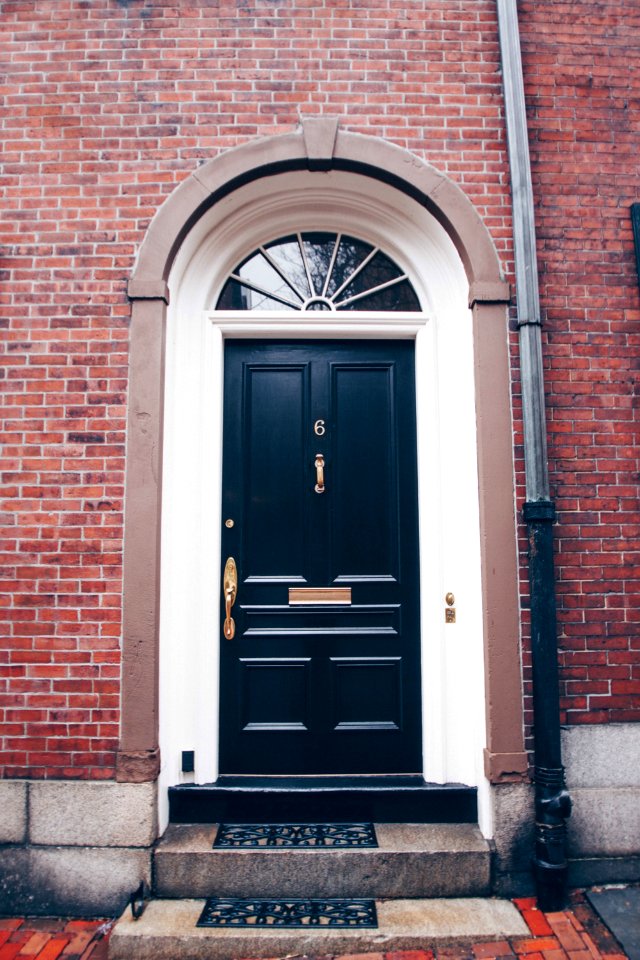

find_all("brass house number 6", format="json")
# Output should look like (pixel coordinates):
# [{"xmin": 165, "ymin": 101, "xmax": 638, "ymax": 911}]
[{"xmin": 314, "ymin": 419, "xmax": 326, "ymax": 436}]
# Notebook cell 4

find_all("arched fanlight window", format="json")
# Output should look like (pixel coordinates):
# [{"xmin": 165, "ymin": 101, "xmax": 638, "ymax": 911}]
[{"xmin": 216, "ymin": 232, "xmax": 421, "ymax": 311}]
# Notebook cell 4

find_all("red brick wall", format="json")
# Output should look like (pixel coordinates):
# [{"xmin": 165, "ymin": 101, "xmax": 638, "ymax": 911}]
[
  {"xmin": 1, "ymin": 0, "xmax": 638, "ymax": 779},
  {"xmin": 519, "ymin": 1, "xmax": 640, "ymax": 727},
  {"xmin": 0, "ymin": 0, "xmax": 516, "ymax": 779}
]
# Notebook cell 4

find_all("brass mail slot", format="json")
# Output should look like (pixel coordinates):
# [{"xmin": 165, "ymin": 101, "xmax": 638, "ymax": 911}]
[{"xmin": 289, "ymin": 587, "xmax": 352, "ymax": 605}]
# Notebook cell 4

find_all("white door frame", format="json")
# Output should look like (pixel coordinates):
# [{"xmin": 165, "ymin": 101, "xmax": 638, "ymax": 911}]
[{"xmin": 157, "ymin": 172, "xmax": 489, "ymax": 833}]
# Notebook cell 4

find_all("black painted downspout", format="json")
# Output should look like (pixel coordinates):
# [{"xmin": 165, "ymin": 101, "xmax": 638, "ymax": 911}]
[
  {"xmin": 496, "ymin": 0, "xmax": 572, "ymax": 910},
  {"xmin": 524, "ymin": 500, "xmax": 572, "ymax": 909}
]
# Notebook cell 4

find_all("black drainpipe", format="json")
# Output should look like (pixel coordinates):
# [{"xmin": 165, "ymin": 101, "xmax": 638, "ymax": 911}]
[{"xmin": 496, "ymin": 0, "xmax": 572, "ymax": 910}]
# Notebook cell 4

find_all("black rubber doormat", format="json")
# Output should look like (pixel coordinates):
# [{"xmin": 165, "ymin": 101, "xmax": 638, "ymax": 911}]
[
  {"xmin": 197, "ymin": 897, "xmax": 378, "ymax": 927},
  {"xmin": 586, "ymin": 887, "xmax": 640, "ymax": 960},
  {"xmin": 213, "ymin": 822, "xmax": 378, "ymax": 847}
]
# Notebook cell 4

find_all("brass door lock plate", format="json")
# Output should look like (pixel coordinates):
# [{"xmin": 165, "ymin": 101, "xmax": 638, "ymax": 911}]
[{"xmin": 445, "ymin": 591, "xmax": 456, "ymax": 623}]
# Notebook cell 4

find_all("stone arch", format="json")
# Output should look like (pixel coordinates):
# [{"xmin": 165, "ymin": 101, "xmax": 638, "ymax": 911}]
[
  {"xmin": 129, "ymin": 121, "xmax": 507, "ymax": 302},
  {"xmin": 118, "ymin": 121, "xmax": 525, "ymax": 793}
]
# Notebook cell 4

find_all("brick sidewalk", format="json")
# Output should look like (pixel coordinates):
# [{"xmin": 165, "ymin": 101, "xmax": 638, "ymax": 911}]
[
  {"xmin": 0, "ymin": 890, "xmax": 628, "ymax": 960},
  {"xmin": 0, "ymin": 919, "xmax": 110, "ymax": 960}
]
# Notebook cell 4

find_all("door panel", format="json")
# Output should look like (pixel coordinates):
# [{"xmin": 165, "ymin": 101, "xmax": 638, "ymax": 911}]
[
  {"xmin": 240, "ymin": 658, "xmax": 311, "ymax": 731},
  {"xmin": 331, "ymin": 364, "xmax": 399, "ymax": 580},
  {"xmin": 220, "ymin": 340, "xmax": 421, "ymax": 774},
  {"xmin": 243, "ymin": 363, "xmax": 310, "ymax": 582},
  {"xmin": 331, "ymin": 657, "xmax": 402, "ymax": 731}
]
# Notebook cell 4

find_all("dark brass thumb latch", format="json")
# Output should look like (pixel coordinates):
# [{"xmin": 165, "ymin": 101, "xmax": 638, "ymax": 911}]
[{"xmin": 223, "ymin": 557, "xmax": 237, "ymax": 639}]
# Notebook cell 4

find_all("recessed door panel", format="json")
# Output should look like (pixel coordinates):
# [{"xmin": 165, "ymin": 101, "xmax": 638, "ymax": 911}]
[
  {"xmin": 242, "ymin": 604, "xmax": 401, "ymax": 638},
  {"xmin": 332, "ymin": 658, "xmax": 402, "ymax": 731},
  {"xmin": 331, "ymin": 364, "xmax": 398, "ymax": 581},
  {"xmin": 220, "ymin": 340, "xmax": 421, "ymax": 774},
  {"xmin": 240, "ymin": 659, "xmax": 310, "ymax": 731},
  {"xmin": 243, "ymin": 364, "xmax": 309, "ymax": 582}
]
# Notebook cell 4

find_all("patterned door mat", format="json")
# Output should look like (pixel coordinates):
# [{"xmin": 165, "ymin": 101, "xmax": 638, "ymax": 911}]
[
  {"xmin": 213, "ymin": 822, "xmax": 378, "ymax": 847},
  {"xmin": 197, "ymin": 897, "xmax": 378, "ymax": 927}
]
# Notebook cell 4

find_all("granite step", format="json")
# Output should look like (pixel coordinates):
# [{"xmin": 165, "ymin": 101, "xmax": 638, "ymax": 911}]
[
  {"xmin": 168, "ymin": 777, "xmax": 477, "ymax": 824},
  {"xmin": 108, "ymin": 896, "xmax": 528, "ymax": 960},
  {"xmin": 154, "ymin": 822, "xmax": 492, "ymax": 899}
]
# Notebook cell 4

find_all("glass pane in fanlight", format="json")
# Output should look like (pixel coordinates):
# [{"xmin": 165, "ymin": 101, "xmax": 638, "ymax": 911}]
[
  {"xmin": 217, "ymin": 278, "xmax": 250, "ymax": 310},
  {"xmin": 326, "ymin": 236, "xmax": 373, "ymax": 297},
  {"xmin": 237, "ymin": 252, "xmax": 303, "ymax": 306},
  {"xmin": 301, "ymin": 232, "xmax": 337, "ymax": 296},
  {"xmin": 337, "ymin": 251, "xmax": 403, "ymax": 303},
  {"xmin": 244, "ymin": 289, "xmax": 299, "ymax": 310},
  {"xmin": 215, "ymin": 234, "xmax": 420, "ymax": 311},
  {"xmin": 337, "ymin": 279, "xmax": 421, "ymax": 312},
  {"xmin": 265, "ymin": 236, "xmax": 311, "ymax": 300},
  {"xmin": 216, "ymin": 278, "xmax": 298, "ymax": 312}
]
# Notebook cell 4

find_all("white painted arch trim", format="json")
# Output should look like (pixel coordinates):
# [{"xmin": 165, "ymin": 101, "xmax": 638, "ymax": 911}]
[{"xmin": 158, "ymin": 170, "xmax": 489, "ymax": 834}]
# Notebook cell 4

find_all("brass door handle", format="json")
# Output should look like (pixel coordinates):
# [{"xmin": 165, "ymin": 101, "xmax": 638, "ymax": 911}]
[
  {"xmin": 314, "ymin": 453, "xmax": 325, "ymax": 494},
  {"xmin": 223, "ymin": 557, "xmax": 237, "ymax": 639}
]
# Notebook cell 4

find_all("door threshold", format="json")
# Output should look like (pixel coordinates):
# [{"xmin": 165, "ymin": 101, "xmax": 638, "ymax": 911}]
[{"xmin": 168, "ymin": 776, "xmax": 477, "ymax": 824}]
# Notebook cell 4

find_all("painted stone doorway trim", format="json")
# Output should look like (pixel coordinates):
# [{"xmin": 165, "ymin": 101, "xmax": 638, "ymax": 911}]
[{"xmin": 121, "ymin": 122, "xmax": 525, "ymax": 798}]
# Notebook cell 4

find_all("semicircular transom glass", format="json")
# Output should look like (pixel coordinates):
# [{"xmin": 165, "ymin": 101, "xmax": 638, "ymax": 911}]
[{"xmin": 215, "ymin": 232, "xmax": 421, "ymax": 312}]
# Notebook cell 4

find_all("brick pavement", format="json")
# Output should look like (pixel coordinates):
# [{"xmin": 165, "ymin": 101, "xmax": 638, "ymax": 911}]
[
  {"xmin": 0, "ymin": 919, "xmax": 110, "ymax": 960},
  {"xmin": 0, "ymin": 890, "xmax": 628, "ymax": 960}
]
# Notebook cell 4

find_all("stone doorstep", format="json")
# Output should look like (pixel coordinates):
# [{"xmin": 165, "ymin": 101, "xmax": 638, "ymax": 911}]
[
  {"xmin": 153, "ymin": 822, "xmax": 492, "ymax": 899},
  {"xmin": 108, "ymin": 897, "xmax": 529, "ymax": 960}
]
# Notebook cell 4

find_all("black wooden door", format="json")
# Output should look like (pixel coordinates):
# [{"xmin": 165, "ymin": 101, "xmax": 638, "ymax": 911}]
[{"xmin": 219, "ymin": 340, "xmax": 421, "ymax": 774}]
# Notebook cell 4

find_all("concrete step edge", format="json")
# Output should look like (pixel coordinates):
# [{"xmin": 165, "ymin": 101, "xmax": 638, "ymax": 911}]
[
  {"xmin": 153, "ymin": 823, "xmax": 492, "ymax": 899},
  {"xmin": 157, "ymin": 822, "xmax": 490, "ymax": 854},
  {"xmin": 109, "ymin": 897, "xmax": 529, "ymax": 960}
]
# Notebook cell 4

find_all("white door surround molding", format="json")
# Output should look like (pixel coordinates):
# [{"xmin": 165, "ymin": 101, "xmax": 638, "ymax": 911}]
[
  {"xmin": 158, "ymin": 170, "xmax": 493, "ymax": 832},
  {"xmin": 122, "ymin": 130, "xmax": 525, "ymax": 841}
]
